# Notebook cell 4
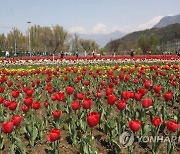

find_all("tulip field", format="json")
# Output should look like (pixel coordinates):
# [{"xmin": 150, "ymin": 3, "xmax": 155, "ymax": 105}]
[{"xmin": 0, "ymin": 56, "xmax": 179, "ymax": 154}]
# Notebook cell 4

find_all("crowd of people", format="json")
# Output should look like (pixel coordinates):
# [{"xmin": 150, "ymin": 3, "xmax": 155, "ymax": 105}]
[{"xmin": 1, "ymin": 49, "xmax": 180, "ymax": 59}]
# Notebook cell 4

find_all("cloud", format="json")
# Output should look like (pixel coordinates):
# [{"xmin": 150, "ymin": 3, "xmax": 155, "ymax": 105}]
[
  {"xmin": 137, "ymin": 16, "xmax": 164, "ymax": 30},
  {"xmin": 92, "ymin": 23, "xmax": 110, "ymax": 34},
  {"xmin": 112, "ymin": 16, "xmax": 165, "ymax": 33},
  {"xmin": 69, "ymin": 23, "xmax": 111, "ymax": 34},
  {"xmin": 68, "ymin": 26, "xmax": 87, "ymax": 34},
  {"xmin": 112, "ymin": 25, "xmax": 135, "ymax": 33},
  {"xmin": 167, "ymin": 14, "xmax": 173, "ymax": 16},
  {"xmin": 68, "ymin": 15, "xmax": 167, "ymax": 34}
]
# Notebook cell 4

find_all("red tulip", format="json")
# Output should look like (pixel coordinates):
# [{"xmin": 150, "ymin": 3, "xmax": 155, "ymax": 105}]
[
  {"xmin": 22, "ymin": 105, "xmax": 29, "ymax": 113},
  {"xmin": 144, "ymin": 81, "xmax": 152, "ymax": 89},
  {"xmin": 8, "ymin": 101, "xmax": 17, "ymax": 111},
  {"xmin": 72, "ymin": 101, "xmax": 80, "ymax": 111},
  {"xmin": 87, "ymin": 112, "xmax": 100, "ymax": 127},
  {"xmin": 36, "ymin": 79, "xmax": 41, "ymax": 84},
  {"xmin": 11, "ymin": 115, "xmax": 22, "ymax": 126},
  {"xmin": 129, "ymin": 92, "xmax": 134, "ymax": 98},
  {"xmin": 31, "ymin": 82, "xmax": 36, "ymax": 87},
  {"xmin": 139, "ymin": 88, "xmax": 146, "ymax": 96},
  {"xmin": 107, "ymin": 94, "xmax": 117, "ymax": 105},
  {"xmin": 53, "ymin": 110, "xmax": 61, "ymax": 118},
  {"xmin": 124, "ymin": 75, "xmax": 130, "ymax": 82},
  {"xmin": 96, "ymin": 92, "xmax": 102, "ymax": 98},
  {"xmin": 129, "ymin": 120, "xmax": 141, "ymax": 132},
  {"xmin": 75, "ymin": 78, "xmax": 80, "ymax": 83},
  {"xmin": 169, "ymin": 76, "xmax": 174, "ymax": 81},
  {"xmin": 44, "ymin": 101, "xmax": 49, "ymax": 108},
  {"xmin": 122, "ymin": 91, "xmax": 131, "ymax": 99},
  {"xmin": 106, "ymin": 88, "xmax": 113, "ymax": 96},
  {"xmin": 142, "ymin": 98, "xmax": 152, "ymax": 108},
  {"xmin": 26, "ymin": 89, "xmax": 34, "ymax": 97},
  {"xmin": 93, "ymin": 74, "xmax": 97, "ymax": 79},
  {"xmin": 82, "ymin": 98, "xmax": 91, "ymax": 109},
  {"xmin": 51, "ymin": 94, "xmax": 57, "ymax": 101},
  {"xmin": 16, "ymin": 83, "xmax": 21, "ymax": 88},
  {"xmin": 164, "ymin": 92, "xmax": 173, "ymax": 101},
  {"xmin": 32, "ymin": 101, "xmax": 41, "ymax": 110},
  {"xmin": 166, "ymin": 120, "xmax": 179, "ymax": 132},
  {"xmin": 64, "ymin": 75, "xmax": 69, "ymax": 81},
  {"xmin": 84, "ymin": 80, "xmax": 90, "ymax": 86},
  {"xmin": 0, "ymin": 96, "xmax": 4, "ymax": 104},
  {"xmin": 77, "ymin": 75, "xmax": 82, "ymax": 80},
  {"xmin": 0, "ymin": 86, "xmax": 5, "ymax": 93},
  {"xmin": 47, "ymin": 87, "xmax": 53, "ymax": 94},
  {"xmin": 119, "ymin": 73, "xmax": 125, "ymax": 80},
  {"xmin": 171, "ymin": 81, "xmax": 178, "ymax": 86},
  {"xmin": 24, "ymin": 97, "xmax": 33, "ymax": 106},
  {"xmin": 12, "ymin": 90, "xmax": 19, "ymax": 98},
  {"xmin": 133, "ymin": 79, "xmax": 139, "ymax": 84},
  {"xmin": 47, "ymin": 128, "xmax": 60, "ymax": 142},
  {"xmin": 23, "ymin": 86, "xmax": 29, "ymax": 93},
  {"xmin": 152, "ymin": 117, "xmax": 162, "ymax": 127},
  {"xmin": 66, "ymin": 86, "xmax": 74, "ymax": 95},
  {"xmin": 153, "ymin": 85, "xmax": 161, "ymax": 93},
  {"xmin": 3, "ymin": 100, "xmax": 11, "ymax": 107},
  {"xmin": 134, "ymin": 92, "xmax": 142, "ymax": 101},
  {"xmin": 2, "ymin": 121, "xmax": 14, "ymax": 134},
  {"xmin": 101, "ymin": 81, "xmax": 106, "ymax": 86},
  {"xmin": 77, "ymin": 93, "xmax": 84, "ymax": 100},
  {"xmin": 7, "ymin": 81, "xmax": 13, "ymax": 87},
  {"xmin": 117, "ymin": 100, "xmax": 126, "ymax": 110},
  {"xmin": 108, "ymin": 82, "xmax": 114, "ymax": 88},
  {"xmin": 113, "ymin": 79, "xmax": 119, "ymax": 85},
  {"xmin": 56, "ymin": 92, "xmax": 65, "ymax": 101}
]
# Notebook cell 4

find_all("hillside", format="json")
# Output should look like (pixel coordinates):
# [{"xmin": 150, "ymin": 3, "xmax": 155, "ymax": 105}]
[
  {"xmin": 153, "ymin": 14, "xmax": 180, "ymax": 28},
  {"xmin": 104, "ymin": 23, "xmax": 180, "ymax": 53}
]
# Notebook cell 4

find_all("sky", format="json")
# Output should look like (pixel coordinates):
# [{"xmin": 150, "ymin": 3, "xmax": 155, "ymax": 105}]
[{"xmin": 0, "ymin": 0, "xmax": 180, "ymax": 35}]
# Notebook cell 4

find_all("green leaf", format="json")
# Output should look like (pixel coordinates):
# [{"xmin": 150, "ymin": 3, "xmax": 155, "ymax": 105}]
[
  {"xmin": 144, "ymin": 125, "xmax": 151, "ymax": 135},
  {"xmin": 14, "ymin": 137, "xmax": 26, "ymax": 154},
  {"xmin": 92, "ymin": 141, "xmax": 97, "ymax": 154},
  {"xmin": 112, "ymin": 140, "xmax": 121, "ymax": 153},
  {"xmin": 32, "ymin": 127, "xmax": 38, "ymax": 141},
  {"xmin": 0, "ymin": 134, "xmax": 4, "ymax": 150},
  {"xmin": 24, "ymin": 125, "xmax": 31, "ymax": 138},
  {"xmin": 83, "ymin": 144, "xmax": 89, "ymax": 154}
]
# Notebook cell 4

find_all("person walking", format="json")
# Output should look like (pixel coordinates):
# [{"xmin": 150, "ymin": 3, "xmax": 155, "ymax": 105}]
[
  {"xmin": 5, "ymin": 51, "xmax": 10, "ymax": 58},
  {"xmin": 75, "ymin": 50, "xmax": 79, "ymax": 58},
  {"xmin": 84, "ymin": 50, "xmax": 87, "ymax": 57},
  {"xmin": 130, "ymin": 50, "xmax": 134, "ymax": 57},
  {"xmin": 94, "ymin": 50, "xmax": 97, "ymax": 58},
  {"xmin": 92, "ymin": 50, "xmax": 95, "ymax": 58},
  {"xmin": 60, "ymin": 51, "xmax": 64, "ymax": 58}
]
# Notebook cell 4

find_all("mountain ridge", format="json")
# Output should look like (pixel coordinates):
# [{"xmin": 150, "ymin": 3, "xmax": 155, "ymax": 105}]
[
  {"xmin": 153, "ymin": 14, "xmax": 180, "ymax": 28},
  {"xmin": 104, "ymin": 23, "xmax": 180, "ymax": 53},
  {"xmin": 79, "ymin": 31, "xmax": 125, "ymax": 48}
]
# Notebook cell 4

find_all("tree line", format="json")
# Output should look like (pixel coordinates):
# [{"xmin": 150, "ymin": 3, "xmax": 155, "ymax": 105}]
[{"xmin": 0, "ymin": 25, "xmax": 99, "ymax": 55}]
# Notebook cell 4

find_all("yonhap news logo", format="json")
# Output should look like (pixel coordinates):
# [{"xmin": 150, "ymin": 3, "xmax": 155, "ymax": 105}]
[
  {"xmin": 119, "ymin": 130, "xmax": 134, "ymax": 148},
  {"xmin": 119, "ymin": 131, "xmax": 180, "ymax": 148}
]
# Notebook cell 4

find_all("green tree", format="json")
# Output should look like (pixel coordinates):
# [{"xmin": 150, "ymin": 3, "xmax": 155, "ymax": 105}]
[
  {"xmin": 137, "ymin": 34, "xmax": 150, "ymax": 54},
  {"xmin": 79, "ymin": 39, "xmax": 99, "ymax": 54},
  {"xmin": 149, "ymin": 33, "xmax": 159, "ymax": 53},
  {"xmin": 0, "ymin": 34, "xmax": 6, "ymax": 51}
]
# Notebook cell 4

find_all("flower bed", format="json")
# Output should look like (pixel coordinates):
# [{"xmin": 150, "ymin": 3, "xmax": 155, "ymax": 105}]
[{"xmin": 0, "ymin": 57, "xmax": 179, "ymax": 153}]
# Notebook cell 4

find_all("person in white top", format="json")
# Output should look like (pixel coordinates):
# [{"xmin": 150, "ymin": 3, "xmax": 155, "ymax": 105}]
[
  {"xmin": 5, "ymin": 51, "xmax": 10, "ymax": 58},
  {"xmin": 84, "ymin": 50, "xmax": 87, "ymax": 57}
]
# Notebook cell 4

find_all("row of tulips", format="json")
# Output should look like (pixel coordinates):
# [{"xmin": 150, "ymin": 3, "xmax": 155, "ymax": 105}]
[
  {"xmin": 0, "ymin": 61, "xmax": 179, "ymax": 153},
  {"xmin": 1, "ymin": 55, "xmax": 180, "ymax": 67}
]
